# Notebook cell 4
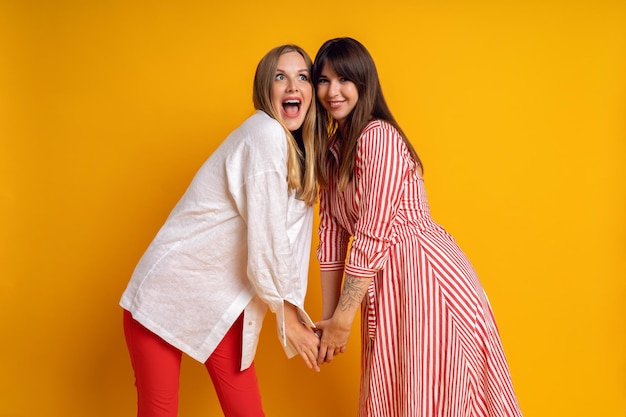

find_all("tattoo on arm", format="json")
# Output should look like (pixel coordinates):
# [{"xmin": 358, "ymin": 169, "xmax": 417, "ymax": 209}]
[{"xmin": 338, "ymin": 276, "xmax": 368, "ymax": 312}]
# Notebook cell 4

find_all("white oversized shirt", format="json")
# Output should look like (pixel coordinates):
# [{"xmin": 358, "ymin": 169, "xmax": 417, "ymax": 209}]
[{"xmin": 120, "ymin": 110, "xmax": 314, "ymax": 369}]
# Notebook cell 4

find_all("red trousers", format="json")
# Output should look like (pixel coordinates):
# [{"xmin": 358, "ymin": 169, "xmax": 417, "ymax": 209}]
[{"xmin": 123, "ymin": 310, "xmax": 265, "ymax": 417}]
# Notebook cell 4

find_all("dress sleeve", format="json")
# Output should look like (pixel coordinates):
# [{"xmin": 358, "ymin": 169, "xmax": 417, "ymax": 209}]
[
  {"xmin": 345, "ymin": 123, "xmax": 414, "ymax": 278},
  {"xmin": 316, "ymin": 186, "xmax": 351, "ymax": 272}
]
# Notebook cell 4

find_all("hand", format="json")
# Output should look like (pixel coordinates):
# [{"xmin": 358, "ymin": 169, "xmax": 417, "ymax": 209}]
[
  {"xmin": 285, "ymin": 319, "xmax": 321, "ymax": 372},
  {"xmin": 315, "ymin": 318, "xmax": 350, "ymax": 365}
]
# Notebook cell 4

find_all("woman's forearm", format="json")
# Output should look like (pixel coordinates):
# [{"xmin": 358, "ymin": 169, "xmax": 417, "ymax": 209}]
[
  {"xmin": 332, "ymin": 274, "xmax": 372, "ymax": 329},
  {"xmin": 320, "ymin": 270, "xmax": 344, "ymax": 320}
]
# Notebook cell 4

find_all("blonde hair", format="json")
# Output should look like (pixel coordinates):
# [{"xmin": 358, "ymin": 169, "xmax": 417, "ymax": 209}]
[{"xmin": 253, "ymin": 45, "xmax": 318, "ymax": 205}]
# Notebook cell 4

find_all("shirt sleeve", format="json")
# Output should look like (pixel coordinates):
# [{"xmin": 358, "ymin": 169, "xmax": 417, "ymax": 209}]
[
  {"xmin": 345, "ymin": 123, "xmax": 414, "ymax": 278},
  {"xmin": 227, "ymin": 120, "xmax": 298, "ymax": 313},
  {"xmin": 226, "ymin": 115, "xmax": 309, "ymax": 352}
]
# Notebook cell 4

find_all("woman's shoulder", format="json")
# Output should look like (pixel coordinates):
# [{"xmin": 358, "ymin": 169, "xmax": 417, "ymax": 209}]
[
  {"xmin": 361, "ymin": 119, "xmax": 397, "ymax": 136},
  {"xmin": 242, "ymin": 110, "xmax": 284, "ymax": 136},
  {"xmin": 223, "ymin": 111, "xmax": 287, "ymax": 167},
  {"xmin": 359, "ymin": 119, "xmax": 402, "ymax": 148},
  {"xmin": 232, "ymin": 110, "xmax": 286, "ymax": 152},
  {"xmin": 354, "ymin": 119, "xmax": 408, "ymax": 165}
]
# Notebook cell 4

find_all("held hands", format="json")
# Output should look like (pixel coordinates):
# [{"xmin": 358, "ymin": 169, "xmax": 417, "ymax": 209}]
[
  {"xmin": 283, "ymin": 314, "xmax": 352, "ymax": 371},
  {"xmin": 285, "ymin": 317, "xmax": 351, "ymax": 371},
  {"xmin": 314, "ymin": 318, "xmax": 350, "ymax": 365},
  {"xmin": 285, "ymin": 319, "xmax": 321, "ymax": 372},
  {"xmin": 284, "ymin": 303, "xmax": 321, "ymax": 372},
  {"xmin": 283, "ymin": 269, "xmax": 367, "ymax": 371},
  {"xmin": 313, "ymin": 274, "xmax": 369, "ymax": 366}
]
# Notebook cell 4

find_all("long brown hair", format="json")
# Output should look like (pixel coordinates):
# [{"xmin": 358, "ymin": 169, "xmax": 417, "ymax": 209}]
[
  {"xmin": 312, "ymin": 37, "xmax": 422, "ymax": 190},
  {"xmin": 253, "ymin": 44, "xmax": 318, "ymax": 205}
]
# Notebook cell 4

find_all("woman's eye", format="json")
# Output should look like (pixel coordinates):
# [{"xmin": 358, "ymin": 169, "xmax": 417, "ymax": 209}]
[
  {"xmin": 298, "ymin": 74, "xmax": 308, "ymax": 81},
  {"xmin": 275, "ymin": 74, "xmax": 285, "ymax": 81},
  {"xmin": 318, "ymin": 78, "xmax": 328, "ymax": 84}
]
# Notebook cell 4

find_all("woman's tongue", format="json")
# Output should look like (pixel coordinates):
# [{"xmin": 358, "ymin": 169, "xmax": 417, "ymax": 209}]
[{"xmin": 283, "ymin": 103, "xmax": 299, "ymax": 116}]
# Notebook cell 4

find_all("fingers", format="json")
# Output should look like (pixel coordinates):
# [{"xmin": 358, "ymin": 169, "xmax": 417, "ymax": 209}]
[
  {"xmin": 299, "ymin": 348, "xmax": 320, "ymax": 372},
  {"xmin": 318, "ymin": 345, "xmax": 343, "ymax": 364},
  {"xmin": 324, "ymin": 346, "xmax": 336, "ymax": 363},
  {"xmin": 317, "ymin": 336, "xmax": 338, "ymax": 365},
  {"xmin": 317, "ymin": 342, "xmax": 329, "ymax": 365},
  {"xmin": 310, "ymin": 320, "xmax": 350, "ymax": 366},
  {"xmin": 293, "ymin": 326, "xmax": 321, "ymax": 372},
  {"xmin": 317, "ymin": 334, "xmax": 348, "ymax": 365},
  {"xmin": 306, "ymin": 332, "xmax": 322, "ymax": 372}
]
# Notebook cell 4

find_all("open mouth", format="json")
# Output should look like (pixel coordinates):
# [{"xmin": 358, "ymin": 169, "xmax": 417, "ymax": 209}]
[{"xmin": 282, "ymin": 99, "xmax": 301, "ymax": 116}]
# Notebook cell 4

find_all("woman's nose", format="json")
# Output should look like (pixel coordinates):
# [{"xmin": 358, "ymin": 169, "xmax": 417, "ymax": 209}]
[
  {"xmin": 286, "ymin": 79, "xmax": 298, "ymax": 92},
  {"xmin": 328, "ymin": 81, "xmax": 339, "ymax": 97}
]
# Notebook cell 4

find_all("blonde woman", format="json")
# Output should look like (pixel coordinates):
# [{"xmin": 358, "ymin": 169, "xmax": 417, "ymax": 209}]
[{"xmin": 120, "ymin": 44, "xmax": 320, "ymax": 417}]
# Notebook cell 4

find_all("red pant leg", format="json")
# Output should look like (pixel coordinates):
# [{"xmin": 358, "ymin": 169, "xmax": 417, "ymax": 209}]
[
  {"xmin": 205, "ymin": 314, "xmax": 265, "ymax": 417},
  {"xmin": 123, "ymin": 310, "xmax": 183, "ymax": 417}
]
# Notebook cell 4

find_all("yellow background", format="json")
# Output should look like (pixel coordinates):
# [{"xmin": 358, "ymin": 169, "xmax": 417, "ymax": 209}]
[{"xmin": 1, "ymin": 1, "xmax": 625, "ymax": 416}]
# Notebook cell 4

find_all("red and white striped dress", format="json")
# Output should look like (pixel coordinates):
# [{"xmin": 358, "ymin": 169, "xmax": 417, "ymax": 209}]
[{"xmin": 317, "ymin": 120, "xmax": 522, "ymax": 417}]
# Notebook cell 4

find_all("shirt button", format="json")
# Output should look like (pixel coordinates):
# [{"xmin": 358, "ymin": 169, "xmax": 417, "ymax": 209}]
[{"xmin": 248, "ymin": 321, "xmax": 253, "ymax": 326}]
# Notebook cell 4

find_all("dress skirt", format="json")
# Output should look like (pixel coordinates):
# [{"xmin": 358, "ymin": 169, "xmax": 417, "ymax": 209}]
[{"xmin": 358, "ymin": 223, "xmax": 523, "ymax": 417}]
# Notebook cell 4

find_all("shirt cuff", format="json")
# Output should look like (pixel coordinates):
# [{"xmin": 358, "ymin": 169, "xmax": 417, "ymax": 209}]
[{"xmin": 275, "ymin": 300, "xmax": 316, "ymax": 359}]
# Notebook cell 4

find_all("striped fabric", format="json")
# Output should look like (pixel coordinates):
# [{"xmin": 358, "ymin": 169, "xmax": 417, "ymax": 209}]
[{"xmin": 317, "ymin": 120, "xmax": 522, "ymax": 416}]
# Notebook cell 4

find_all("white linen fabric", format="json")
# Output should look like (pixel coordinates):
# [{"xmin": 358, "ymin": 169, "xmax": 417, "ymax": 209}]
[{"xmin": 120, "ymin": 110, "xmax": 314, "ymax": 369}]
